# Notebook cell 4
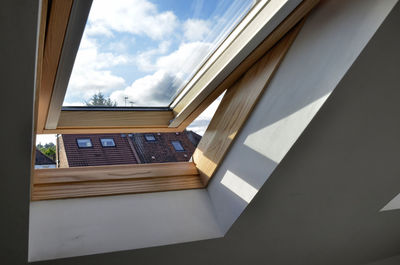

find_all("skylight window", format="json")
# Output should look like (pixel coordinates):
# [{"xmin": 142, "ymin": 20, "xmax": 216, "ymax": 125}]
[
  {"xmin": 171, "ymin": 140, "xmax": 184, "ymax": 151},
  {"xmin": 33, "ymin": 0, "xmax": 319, "ymax": 203},
  {"xmin": 62, "ymin": 0, "xmax": 255, "ymax": 107},
  {"xmin": 144, "ymin": 134, "xmax": 156, "ymax": 142},
  {"xmin": 77, "ymin": 138, "xmax": 93, "ymax": 148},
  {"xmin": 100, "ymin": 138, "xmax": 116, "ymax": 147}
]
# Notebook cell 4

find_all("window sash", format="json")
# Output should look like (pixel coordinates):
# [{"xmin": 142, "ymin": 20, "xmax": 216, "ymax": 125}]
[{"xmin": 36, "ymin": 0, "xmax": 318, "ymax": 134}]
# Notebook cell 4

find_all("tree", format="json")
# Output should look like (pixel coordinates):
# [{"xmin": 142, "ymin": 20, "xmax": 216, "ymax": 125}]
[
  {"xmin": 86, "ymin": 92, "xmax": 117, "ymax": 106},
  {"xmin": 37, "ymin": 142, "xmax": 56, "ymax": 161}
]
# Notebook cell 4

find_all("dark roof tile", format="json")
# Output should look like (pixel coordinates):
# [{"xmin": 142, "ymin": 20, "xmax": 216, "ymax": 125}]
[{"xmin": 35, "ymin": 149, "xmax": 56, "ymax": 165}]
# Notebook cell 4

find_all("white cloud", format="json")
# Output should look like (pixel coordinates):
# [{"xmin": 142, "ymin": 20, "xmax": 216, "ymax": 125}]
[
  {"xmin": 75, "ymin": 36, "xmax": 128, "ymax": 69},
  {"xmin": 136, "ymin": 41, "xmax": 172, "ymax": 72},
  {"xmin": 62, "ymin": 101, "xmax": 85, "ymax": 107},
  {"xmin": 107, "ymin": 40, "xmax": 130, "ymax": 54},
  {"xmin": 183, "ymin": 19, "xmax": 211, "ymax": 42},
  {"xmin": 111, "ymin": 41, "xmax": 214, "ymax": 107},
  {"xmin": 110, "ymin": 70, "xmax": 183, "ymax": 106},
  {"xmin": 64, "ymin": 35, "xmax": 128, "ymax": 104},
  {"xmin": 155, "ymin": 41, "xmax": 212, "ymax": 75},
  {"xmin": 85, "ymin": 0, "xmax": 178, "ymax": 40},
  {"xmin": 66, "ymin": 70, "xmax": 125, "ymax": 103},
  {"xmin": 136, "ymin": 41, "xmax": 212, "ymax": 79},
  {"xmin": 36, "ymin": 134, "xmax": 56, "ymax": 145}
]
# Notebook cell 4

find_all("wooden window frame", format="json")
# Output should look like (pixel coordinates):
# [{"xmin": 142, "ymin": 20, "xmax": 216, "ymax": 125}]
[{"xmin": 32, "ymin": 0, "xmax": 319, "ymax": 201}]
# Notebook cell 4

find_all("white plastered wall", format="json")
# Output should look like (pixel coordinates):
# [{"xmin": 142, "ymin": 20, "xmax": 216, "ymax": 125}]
[{"xmin": 29, "ymin": 190, "xmax": 222, "ymax": 261}]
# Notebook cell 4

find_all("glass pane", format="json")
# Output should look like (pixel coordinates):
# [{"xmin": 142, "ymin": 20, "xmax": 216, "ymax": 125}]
[
  {"xmin": 77, "ymin": 138, "xmax": 93, "ymax": 148},
  {"xmin": 63, "ymin": 0, "xmax": 255, "ymax": 107},
  {"xmin": 144, "ymin": 134, "xmax": 156, "ymax": 141},
  {"xmin": 171, "ymin": 140, "xmax": 184, "ymax": 151},
  {"xmin": 100, "ymin": 138, "xmax": 116, "ymax": 147}
]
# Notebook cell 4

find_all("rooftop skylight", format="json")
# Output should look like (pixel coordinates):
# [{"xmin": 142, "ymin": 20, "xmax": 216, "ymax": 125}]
[{"xmin": 63, "ymin": 0, "xmax": 255, "ymax": 107}]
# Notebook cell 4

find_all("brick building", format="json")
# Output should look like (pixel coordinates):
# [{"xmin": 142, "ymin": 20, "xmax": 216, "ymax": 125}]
[{"xmin": 56, "ymin": 131, "xmax": 201, "ymax": 168}]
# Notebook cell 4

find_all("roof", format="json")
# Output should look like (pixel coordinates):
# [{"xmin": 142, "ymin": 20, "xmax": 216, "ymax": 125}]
[
  {"xmin": 186, "ymin": 131, "xmax": 202, "ymax": 147},
  {"xmin": 61, "ymin": 134, "xmax": 138, "ymax": 167},
  {"xmin": 60, "ymin": 131, "xmax": 201, "ymax": 167},
  {"xmin": 35, "ymin": 149, "xmax": 56, "ymax": 165},
  {"xmin": 129, "ymin": 131, "xmax": 200, "ymax": 164}
]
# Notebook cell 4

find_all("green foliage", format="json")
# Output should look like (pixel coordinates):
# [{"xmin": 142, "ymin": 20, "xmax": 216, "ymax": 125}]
[
  {"xmin": 37, "ymin": 142, "xmax": 56, "ymax": 161},
  {"xmin": 86, "ymin": 92, "xmax": 117, "ymax": 106}
]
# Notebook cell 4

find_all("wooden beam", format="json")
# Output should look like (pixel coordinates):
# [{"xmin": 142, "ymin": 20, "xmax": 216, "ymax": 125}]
[
  {"xmin": 41, "ymin": 109, "xmax": 178, "ymax": 134},
  {"xmin": 45, "ymin": 0, "xmax": 93, "ymax": 129},
  {"xmin": 36, "ymin": 0, "xmax": 73, "ymax": 133},
  {"xmin": 31, "ymin": 0, "xmax": 49, "ymax": 200},
  {"xmin": 32, "ymin": 176, "xmax": 203, "ymax": 201},
  {"xmin": 170, "ymin": 0, "xmax": 319, "ymax": 129},
  {"xmin": 32, "ymin": 162, "xmax": 203, "ymax": 201},
  {"xmin": 41, "ymin": 108, "xmax": 189, "ymax": 134},
  {"xmin": 34, "ymin": 162, "xmax": 198, "ymax": 184},
  {"xmin": 57, "ymin": 110, "xmax": 174, "ymax": 128},
  {"xmin": 193, "ymin": 21, "xmax": 304, "ymax": 186},
  {"xmin": 42, "ymin": 126, "xmax": 184, "ymax": 134}
]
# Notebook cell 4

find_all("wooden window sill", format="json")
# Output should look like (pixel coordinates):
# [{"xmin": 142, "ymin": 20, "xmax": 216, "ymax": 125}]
[{"xmin": 32, "ymin": 162, "xmax": 203, "ymax": 201}]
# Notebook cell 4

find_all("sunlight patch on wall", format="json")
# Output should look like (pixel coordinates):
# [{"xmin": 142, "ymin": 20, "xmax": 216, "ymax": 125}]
[
  {"xmin": 244, "ymin": 94, "xmax": 330, "ymax": 163},
  {"xmin": 380, "ymin": 193, "xmax": 400, "ymax": 212},
  {"xmin": 221, "ymin": 170, "xmax": 258, "ymax": 203}
]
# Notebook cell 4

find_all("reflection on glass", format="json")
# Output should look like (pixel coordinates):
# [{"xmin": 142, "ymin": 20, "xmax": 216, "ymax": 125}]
[
  {"xmin": 76, "ymin": 138, "xmax": 93, "ymax": 148},
  {"xmin": 63, "ymin": 0, "xmax": 255, "ymax": 107},
  {"xmin": 100, "ymin": 138, "xmax": 116, "ymax": 147}
]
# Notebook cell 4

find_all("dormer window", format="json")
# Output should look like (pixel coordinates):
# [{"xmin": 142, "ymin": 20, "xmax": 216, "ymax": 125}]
[
  {"xmin": 76, "ymin": 138, "xmax": 92, "ymax": 148},
  {"xmin": 100, "ymin": 138, "xmax": 116, "ymax": 147}
]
